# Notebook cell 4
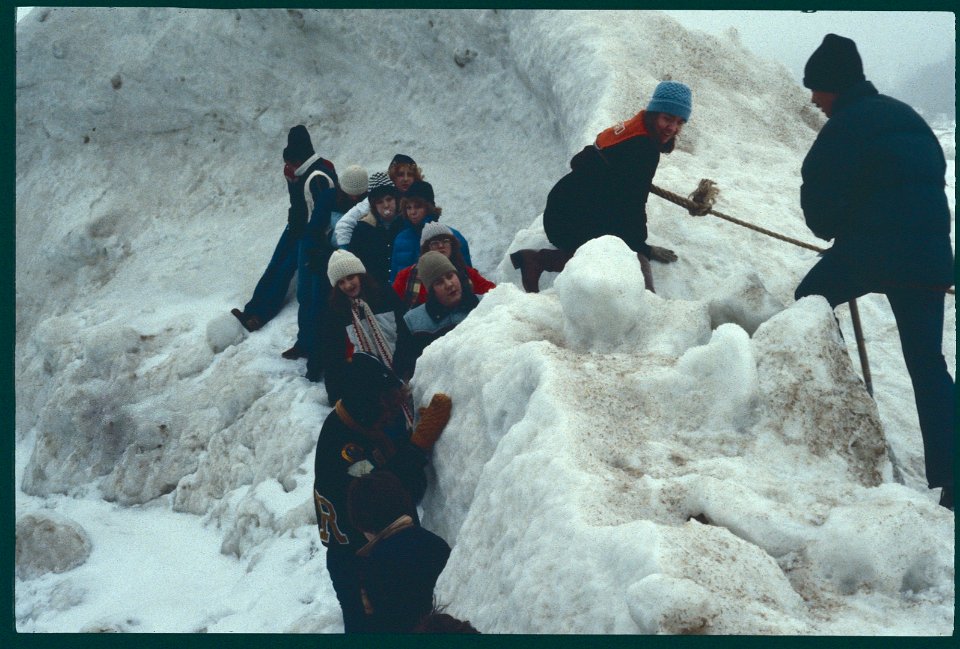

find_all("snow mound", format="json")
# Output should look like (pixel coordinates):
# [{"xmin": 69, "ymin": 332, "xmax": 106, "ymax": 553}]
[{"xmin": 412, "ymin": 237, "xmax": 949, "ymax": 633}]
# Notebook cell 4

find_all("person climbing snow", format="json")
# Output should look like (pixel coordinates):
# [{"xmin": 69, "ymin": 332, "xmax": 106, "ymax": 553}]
[
  {"xmin": 510, "ymin": 80, "xmax": 692, "ymax": 293},
  {"xmin": 793, "ymin": 34, "xmax": 955, "ymax": 509},
  {"xmin": 230, "ymin": 125, "xmax": 338, "ymax": 350},
  {"xmin": 313, "ymin": 352, "xmax": 452, "ymax": 633}
]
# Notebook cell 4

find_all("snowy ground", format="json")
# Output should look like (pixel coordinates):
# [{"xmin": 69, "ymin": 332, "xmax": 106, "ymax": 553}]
[{"xmin": 14, "ymin": 8, "xmax": 955, "ymax": 634}]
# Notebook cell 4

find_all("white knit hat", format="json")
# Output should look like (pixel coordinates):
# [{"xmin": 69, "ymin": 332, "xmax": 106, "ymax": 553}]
[
  {"xmin": 420, "ymin": 221, "xmax": 454, "ymax": 248},
  {"xmin": 339, "ymin": 165, "xmax": 368, "ymax": 196},
  {"xmin": 327, "ymin": 249, "xmax": 366, "ymax": 285}
]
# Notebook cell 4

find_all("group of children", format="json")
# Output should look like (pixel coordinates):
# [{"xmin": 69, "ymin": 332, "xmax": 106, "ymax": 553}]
[
  {"xmin": 231, "ymin": 126, "xmax": 489, "ymax": 632},
  {"xmin": 225, "ymin": 38, "xmax": 956, "ymax": 631}
]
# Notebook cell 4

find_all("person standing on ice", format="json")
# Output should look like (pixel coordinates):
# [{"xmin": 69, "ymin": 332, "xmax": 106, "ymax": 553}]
[
  {"xmin": 794, "ymin": 34, "xmax": 955, "ymax": 509},
  {"xmin": 510, "ymin": 80, "xmax": 691, "ymax": 293},
  {"xmin": 230, "ymin": 125, "xmax": 339, "ymax": 358},
  {"xmin": 313, "ymin": 352, "xmax": 451, "ymax": 633}
]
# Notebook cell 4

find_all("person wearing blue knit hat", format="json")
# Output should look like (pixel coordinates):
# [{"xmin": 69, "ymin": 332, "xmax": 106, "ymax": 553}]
[
  {"xmin": 646, "ymin": 80, "xmax": 693, "ymax": 122},
  {"xmin": 511, "ymin": 80, "xmax": 692, "ymax": 293}
]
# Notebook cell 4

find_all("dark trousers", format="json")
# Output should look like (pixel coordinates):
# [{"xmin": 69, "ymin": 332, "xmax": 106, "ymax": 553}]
[
  {"xmin": 326, "ymin": 547, "xmax": 368, "ymax": 633},
  {"xmin": 796, "ymin": 253, "xmax": 955, "ymax": 490},
  {"xmin": 242, "ymin": 225, "xmax": 299, "ymax": 323},
  {"xmin": 296, "ymin": 235, "xmax": 332, "ymax": 377}
]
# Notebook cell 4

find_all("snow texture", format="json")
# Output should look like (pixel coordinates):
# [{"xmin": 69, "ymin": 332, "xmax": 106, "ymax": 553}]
[{"xmin": 15, "ymin": 8, "xmax": 955, "ymax": 634}]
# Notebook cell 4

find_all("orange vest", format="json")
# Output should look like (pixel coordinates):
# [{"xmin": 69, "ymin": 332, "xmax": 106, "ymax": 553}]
[{"xmin": 594, "ymin": 110, "xmax": 649, "ymax": 150}]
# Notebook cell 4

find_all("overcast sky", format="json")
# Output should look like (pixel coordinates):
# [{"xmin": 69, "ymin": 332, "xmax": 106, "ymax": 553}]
[{"xmin": 663, "ymin": 10, "xmax": 955, "ymax": 94}]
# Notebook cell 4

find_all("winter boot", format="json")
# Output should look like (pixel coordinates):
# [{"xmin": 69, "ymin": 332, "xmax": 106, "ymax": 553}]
[
  {"xmin": 281, "ymin": 344, "xmax": 306, "ymax": 360},
  {"xmin": 231, "ymin": 308, "xmax": 263, "ymax": 332},
  {"xmin": 637, "ymin": 253, "xmax": 656, "ymax": 293},
  {"xmin": 939, "ymin": 483, "xmax": 953, "ymax": 510},
  {"xmin": 510, "ymin": 249, "xmax": 572, "ymax": 293}
]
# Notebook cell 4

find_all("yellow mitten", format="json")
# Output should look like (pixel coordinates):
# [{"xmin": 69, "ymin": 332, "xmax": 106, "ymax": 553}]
[{"xmin": 410, "ymin": 393, "xmax": 452, "ymax": 450}]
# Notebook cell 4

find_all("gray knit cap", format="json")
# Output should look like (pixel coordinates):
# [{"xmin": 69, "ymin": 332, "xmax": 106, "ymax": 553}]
[
  {"xmin": 420, "ymin": 222, "xmax": 454, "ymax": 248},
  {"xmin": 327, "ymin": 249, "xmax": 366, "ymax": 286},
  {"xmin": 418, "ymin": 251, "xmax": 457, "ymax": 288},
  {"xmin": 339, "ymin": 165, "xmax": 368, "ymax": 196}
]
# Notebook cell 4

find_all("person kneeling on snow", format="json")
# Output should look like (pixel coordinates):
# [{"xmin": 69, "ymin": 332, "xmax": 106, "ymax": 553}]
[
  {"xmin": 393, "ymin": 251, "xmax": 481, "ymax": 379},
  {"xmin": 346, "ymin": 470, "xmax": 451, "ymax": 633},
  {"xmin": 313, "ymin": 352, "xmax": 451, "ymax": 633},
  {"xmin": 510, "ymin": 80, "xmax": 692, "ymax": 293}
]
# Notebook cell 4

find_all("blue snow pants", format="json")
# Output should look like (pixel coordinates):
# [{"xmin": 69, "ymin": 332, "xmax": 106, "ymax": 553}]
[{"xmin": 242, "ymin": 225, "xmax": 299, "ymax": 323}]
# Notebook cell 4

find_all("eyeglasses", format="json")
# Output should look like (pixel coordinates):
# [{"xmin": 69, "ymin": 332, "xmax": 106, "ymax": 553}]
[{"xmin": 427, "ymin": 237, "xmax": 453, "ymax": 249}]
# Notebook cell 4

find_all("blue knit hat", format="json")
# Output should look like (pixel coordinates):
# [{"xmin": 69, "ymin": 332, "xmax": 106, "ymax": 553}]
[{"xmin": 646, "ymin": 81, "xmax": 692, "ymax": 121}]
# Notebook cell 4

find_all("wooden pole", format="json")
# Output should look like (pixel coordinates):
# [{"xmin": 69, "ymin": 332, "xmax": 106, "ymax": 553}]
[{"xmin": 847, "ymin": 299, "xmax": 873, "ymax": 397}]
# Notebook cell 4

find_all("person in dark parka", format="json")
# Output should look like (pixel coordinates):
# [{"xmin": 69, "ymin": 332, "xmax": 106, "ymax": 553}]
[
  {"xmin": 231, "ymin": 125, "xmax": 338, "ymax": 356},
  {"xmin": 347, "ymin": 471, "xmax": 451, "ymax": 633},
  {"xmin": 348, "ymin": 172, "xmax": 405, "ymax": 287},
  {"xmin": 315, "ymin": 250, "xmax": 410, "ymax": 409},
  {"xmin": 313, "ymin": 352, "xmax": 451, "ymax": 633},
  {"xmin": 794, "ymin": 34, "xmax": 955, "ymax": 509},
  {"xmin": 510, "ymin": 80, "xmax": 692, "ymax": 293}
]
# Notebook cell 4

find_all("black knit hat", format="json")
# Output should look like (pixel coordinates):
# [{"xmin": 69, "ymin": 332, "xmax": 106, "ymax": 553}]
[
  {"xmin": 390, "ymin": 153, "xmax": 416, "ymax": 167},
  {"xmin": 803, "ymin": 34, "xmax": 865, "ymax": 93},
  {"xmin": 405, "ymin": 179, "xmax": 435, "ymax": 205},
  {"xmin": 340, "ymin": 352, "xmax": 404, "ymax": 425},
  {"xmin": 282, "ymin": 125, "xmax": 315, "ymax": 163}
]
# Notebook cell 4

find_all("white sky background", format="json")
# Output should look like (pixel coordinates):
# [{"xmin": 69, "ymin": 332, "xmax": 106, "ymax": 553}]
[{"xmin": 663, "ymin": 10, "xmax": 955, "ymax": 94}]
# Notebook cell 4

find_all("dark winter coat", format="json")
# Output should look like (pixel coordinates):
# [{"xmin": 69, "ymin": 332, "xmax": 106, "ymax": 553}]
[
  {"xmin": 394, "ymin": 290, "xmax": 480, "ymax": 379},
  {"xmin": 348, "ymin": 211, "xmax": 406, "ymax": 287},
  {"xmin": 313, "ymin": 404, "xmax": 428, "ymax": 556},
  {"xmin": 288, "ymin": 154, "xmax": 338, "ymax": 242},
  {"xmin": 319, "ymin": 287, "xmax": 410, "ymax": 405},
  {"xmin": 800, "ymin": 79, "xmax": 953, "ymax": 288},
  {"xmin": 389, "ymin": 215, "xmax": 473, "ymax": 281},
  {"xmin": 543, "ymin": 110, "xmax": 668, "ymax": 258},
  {"xmin": 356, "ymin": 516, "xmax": 451, "ymax": 633}
]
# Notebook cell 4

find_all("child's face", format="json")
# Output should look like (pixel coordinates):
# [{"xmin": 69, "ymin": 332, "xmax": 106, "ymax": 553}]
[
  {"xmin": 337, "ymin": 274, "xmax": 363, "ymax": 298},
  {"xmin": 391, "ymin": 166, "xmax": 417, "ymax": 192},
  {"xmin": 432, "ymin": 271, "xmax": 462, "ymax": 308},
  {"xmin": 405, "ymin": 200, "xmax": 429, "ymax": 227},
  {"xmin": 426, "ymin": 236, "xmax": 453, "ymax": 258},
  {"xmin": 653, "ymin": 113, "xmax": 685, "ymax": 143},
  {"xmin": 374, "ymin": 195, "xmax": 397, "ymax": 220}
]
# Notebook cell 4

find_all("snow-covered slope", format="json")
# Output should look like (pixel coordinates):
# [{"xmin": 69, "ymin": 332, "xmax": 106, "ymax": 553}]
[{"xmin": 15, "ymin": 8, "xmax": 954, "ymax": 634}]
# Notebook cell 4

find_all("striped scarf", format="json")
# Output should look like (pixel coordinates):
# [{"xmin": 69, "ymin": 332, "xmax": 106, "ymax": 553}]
[{"xmin": 350, "ymin": 298, "xmax": 414, "ymax": 429}]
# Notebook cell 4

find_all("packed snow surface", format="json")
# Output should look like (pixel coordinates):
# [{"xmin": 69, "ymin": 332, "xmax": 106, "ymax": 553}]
[{"xmin": 15, "ymin": 8, "xmax": 955, "ymax": 634}]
